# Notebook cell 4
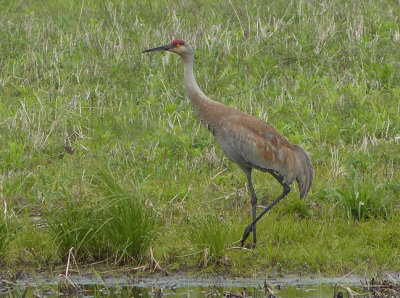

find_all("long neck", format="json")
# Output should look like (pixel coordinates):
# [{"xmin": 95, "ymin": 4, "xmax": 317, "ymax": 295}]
[
  {"xmin": 182, "ymin": 51, "xmax": 218, "ymax": 129},
  {"xmin": 182, "ymin": 52, "xmax": 205, "ymax": 100}
]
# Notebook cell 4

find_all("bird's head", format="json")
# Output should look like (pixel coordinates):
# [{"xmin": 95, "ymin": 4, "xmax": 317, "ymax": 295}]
[{"xmin": 142, "ymin": 39, "xmax": 191, "ymax": 57}]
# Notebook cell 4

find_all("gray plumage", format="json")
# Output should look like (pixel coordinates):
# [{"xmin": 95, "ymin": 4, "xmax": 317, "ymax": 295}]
[{"xmin": 143, "ymin": 39, "xmax": 314, "ymax": 248}]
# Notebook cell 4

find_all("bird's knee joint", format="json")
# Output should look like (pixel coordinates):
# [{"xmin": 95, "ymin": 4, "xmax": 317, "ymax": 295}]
[{"xmin": 284, "ymin": 184, "xmax": 291, "ymax": 194}]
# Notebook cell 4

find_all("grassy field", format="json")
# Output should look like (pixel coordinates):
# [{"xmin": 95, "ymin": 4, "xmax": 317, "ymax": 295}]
[{"xmin": 1, "ymin": 0, "xmax": 400, "ymax": 276}]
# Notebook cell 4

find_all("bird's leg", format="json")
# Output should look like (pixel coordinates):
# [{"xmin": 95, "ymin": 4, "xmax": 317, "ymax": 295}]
[
  {"xmin": 246, "ymin": 172, "xmax": 258, "ymax": 248},
  {"xmin": 241, "ymin": 176, "xmax": 291, "ymax": 247},
  {"xmin": 240, "ymin": 168, "xmax": 257, "ymax": 248}
]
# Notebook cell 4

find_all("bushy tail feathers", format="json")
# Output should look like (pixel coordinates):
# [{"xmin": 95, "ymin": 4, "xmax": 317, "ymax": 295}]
[{"xmin": 294, "ymin": 145, "xmax": 314, "ymax": 199}]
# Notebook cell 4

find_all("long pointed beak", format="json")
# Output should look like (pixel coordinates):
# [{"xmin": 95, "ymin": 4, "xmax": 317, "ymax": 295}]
[{"xmin": 142, "ymin": 44, "xmax": 172, "ymax": 53}]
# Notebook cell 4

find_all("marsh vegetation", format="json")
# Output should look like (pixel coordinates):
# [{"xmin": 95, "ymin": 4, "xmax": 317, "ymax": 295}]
[{"xmin": 0, "ymin": 0, "xmax": 399, "ymax": 276}]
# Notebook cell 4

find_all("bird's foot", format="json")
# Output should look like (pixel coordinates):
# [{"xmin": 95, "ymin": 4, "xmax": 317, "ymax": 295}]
[{"xmin": 240, "ymin": 225, "xmax": 253, "ymax": 247}]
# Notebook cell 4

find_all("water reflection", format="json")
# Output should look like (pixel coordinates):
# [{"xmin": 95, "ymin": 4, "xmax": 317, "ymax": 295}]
[{"xmin": 1, "ymin": 283, "xmax": 358, "ymax": 297}]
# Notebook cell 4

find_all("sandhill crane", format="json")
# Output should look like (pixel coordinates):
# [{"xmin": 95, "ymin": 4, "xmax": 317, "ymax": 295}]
[{"xmin": 143, "ymin": 39, "xmax": 314, "ymax": 247}]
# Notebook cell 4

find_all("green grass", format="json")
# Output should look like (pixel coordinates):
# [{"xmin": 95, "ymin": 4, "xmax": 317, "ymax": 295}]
[
  {"xmin": 45, "ymin": 194, "xmax": 110, "ymax": 262},
  {"xmin": 0, "ymin": 0, "xmax": 399, "ymax": 276},
  {"xmin": 96, "ymin": 168, "xmax": 159, "ymax": 264},
  {"xmin": 43, "ymin": 163, "xmax": 158, "ymax": 264},
  {"xmin": 0, "ymin": 214, "xmax": 9, "ymax": 259},
  {"xmin": 332, "ymin": 167, "xmax": 391, "ymax": 220},
  {"xmin": 187, "ymin": 213, "xmax": 230, "ymax": 266}
]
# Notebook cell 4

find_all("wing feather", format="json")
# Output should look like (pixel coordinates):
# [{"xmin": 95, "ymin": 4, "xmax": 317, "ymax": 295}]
[{"xmin": 215, "ymin": 113, "xmax": 298, "ymax": 184}]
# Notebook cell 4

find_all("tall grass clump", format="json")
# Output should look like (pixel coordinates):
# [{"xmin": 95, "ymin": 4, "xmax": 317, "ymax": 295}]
[
  {"xmin": 332, "ymin": 168, "xmax": 391, "ymax": 221},
  {"xmin": 105, "ymin": 196, "xmax": 157, "ymax": 264},
  {"xmin": 93, "ymin": 169, "xmax": 158, "ymax": 264},
  {"xmin": 45, "ymin": 198, "xmax": 110, "ymax": 262},
  {"xmin": 187, "ymin": 213, "xmax": 230, "ymax": 266},
  {"xmin": 45, "ymin": 167, "xmax": 158, "ymax": 264}
]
